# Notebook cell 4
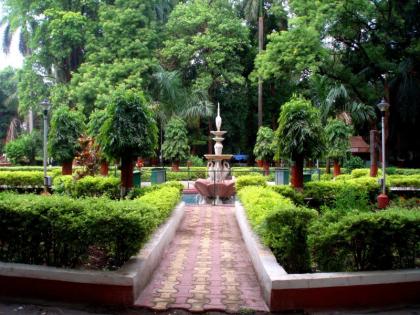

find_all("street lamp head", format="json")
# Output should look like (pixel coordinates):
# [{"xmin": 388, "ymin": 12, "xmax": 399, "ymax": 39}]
[
  {"xmin": 40, "ymin": 98, "xmax": 50, "ymax": 109},
  {"xmin": 377, "ymin": 98, "xmax": 390, "ymax": 113}
]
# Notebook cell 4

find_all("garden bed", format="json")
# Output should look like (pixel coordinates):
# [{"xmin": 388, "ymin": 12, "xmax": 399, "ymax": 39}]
[
  {"xmin": 235, "ymin": 201, "xmax": 420, "ymax": 311},
  {"xmin": 0, "ymin": 202, "xmax": 185, "ymax": 305}
]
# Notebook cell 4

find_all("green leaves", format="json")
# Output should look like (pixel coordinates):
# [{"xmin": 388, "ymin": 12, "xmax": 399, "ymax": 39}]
[
  {"xmin": 98, "ymin": 89, "xmax": 158, "ymax": 159},
  {"xmin": 48, "ymin": 106, "xmax": 85, "ymax": 163},
  {"xmin": 0, "ymin": 186, "xmax": 181, "ymax": 268},
  {"xmin": 162, "ymin": 117, "xmax": 190, "ymax": 161},
  {"xmin": 4, "ymin": 131, "xmax": 41, "ymax": 165},
  {"xmin": 325, "ymin": 119, "xmax": 353, "ymax": 159},
  {"xmin": 276, "ymin": 95, "xmax": 325, "ymax": 161},
  {"xmin": 162, "ymin": 0, "xmax": 249, "ymax": 93},
  {"xmin": 253, "ymin": 126, "xmax": 275, "ymax": 161}
]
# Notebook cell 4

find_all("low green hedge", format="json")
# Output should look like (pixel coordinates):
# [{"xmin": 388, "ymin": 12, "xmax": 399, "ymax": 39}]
[
  {"xmin": 239, "ymin": 186, "xmax": 318, "ymax": 273},
  {"xmin": 386, "ymin": 168, "xmax": 420, "ymax": 176},
  {"xmin": 388, "ymin": 175, "xmax": 420, "ymax": 188},
  {"xmin": 304, "ymin": 177, "xmax": 381, "ymax": 207},
  {"xmin": 308, "ymin": 208, "xmax": 420, "ymax": 271},
  {"xmin": 0, "ymin": 171, "xmax": 45, "ymax": 187},
  {"xmin": 270, "ymin": 185, "xmax": 304, "ymax": 205},
  {"xmin": 0, "ymin": 166, "xmax": 61, "ymax": 172},
  {"xmin": 54, "ymin": 175, "xmax": 121, "ymax": 199},
  {"xmin": 235, "ymin": 174, "xmax": 267, "ymax": 191},
  {"xmin": 0, "ymin": 186, "xmax": 181, "ymax": 269}
]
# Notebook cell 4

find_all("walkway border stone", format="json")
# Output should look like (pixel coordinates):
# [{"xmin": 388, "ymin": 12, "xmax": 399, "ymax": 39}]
[
  {"xmin": 235, "ymin": 201, "xmax": 420, "ymax": 312},
  {"xmin": 0, "ymin": 202, "xmax": 186, "ymax": 305}
]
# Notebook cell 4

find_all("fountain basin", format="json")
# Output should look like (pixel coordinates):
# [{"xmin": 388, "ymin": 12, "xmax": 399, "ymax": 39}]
[{"xmin": 204, "ymin": 154, "xmax": 233, "ymax": 161}]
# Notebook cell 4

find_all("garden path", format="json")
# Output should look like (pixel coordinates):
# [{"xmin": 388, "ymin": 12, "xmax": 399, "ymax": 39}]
[{"xmin": 135, "ymin": 204, "xmax": 268, "ymax": 313}]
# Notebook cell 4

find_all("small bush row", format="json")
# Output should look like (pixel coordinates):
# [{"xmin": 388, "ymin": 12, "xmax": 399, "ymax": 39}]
[
  {"xmin": 240, "ymin": 186, "xmax": 420, "ymax": 273},
  {"xmin": 304, "ymin": 177, "xmax": 381, "ymax": 207},
  {"xmin": 235, "ymin": 174, "xmax": 267, "ymax": 191},
  {"xmin": 0, "ymin": 186, "xmax": 181, "ymax": 269},
  {"xmin": 238, "ymin": 186, "xmax": 317, "ymax": 273},
  {"xmin": 54, "ymin": 175, "xmax": 121, "ymax": 199},
  {"xmin": 309, "ymin": 207, "xmax": 420, "ymax": 271}
]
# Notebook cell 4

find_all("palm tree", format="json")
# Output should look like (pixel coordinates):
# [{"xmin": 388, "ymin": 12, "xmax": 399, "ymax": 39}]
[
  {"xmin": 322, "ymin": 84, "xmax": 376, "ymax": 128},
  {"xmin": 325, "ymin": 119, "xmax": 353, "ymax": 177},
  {"xmin": 276, "ymin": 95, "xmax": 325, "ymax": 189},
  {"xmin": 318, "ymin": 84, "xmax": 375, "ymax": 173}
]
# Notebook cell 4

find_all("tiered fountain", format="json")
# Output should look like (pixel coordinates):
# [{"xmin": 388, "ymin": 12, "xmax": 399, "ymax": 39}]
[{"xmin": 195, "ymin": 103, "xmax": 235, "ymax": 204}]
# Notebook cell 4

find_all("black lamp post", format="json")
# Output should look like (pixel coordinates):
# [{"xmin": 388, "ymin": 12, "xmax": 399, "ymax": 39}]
[
  {"xmin": 41, "ymin": 99, "xmax": 52, "ymax": 194},
  {"xmin": 377, "ymin": 98, "xmax": 390, "ymax": 209}
]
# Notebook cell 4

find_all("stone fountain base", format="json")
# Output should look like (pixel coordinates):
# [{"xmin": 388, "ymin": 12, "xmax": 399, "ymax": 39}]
[{"xmin": 194, "ymin": 178, "xmax": 235, "ymax": 204}]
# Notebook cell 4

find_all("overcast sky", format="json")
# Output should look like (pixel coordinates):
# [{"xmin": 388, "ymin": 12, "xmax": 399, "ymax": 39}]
[{"xmin": 0, "ymin": 4, "xmax": 24, "ymax": 70}]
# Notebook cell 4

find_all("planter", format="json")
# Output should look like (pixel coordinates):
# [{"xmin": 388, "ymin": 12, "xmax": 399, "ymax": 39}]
[
  {"xmin": 62, "ymin": 161, "xmax": 73, "ymax": 175},
  {"xmin": 235, "ymin": 201, "xmax": 420, "ymax": 312},
  {"xmin": 171, "ymin": 161, "xmax": 180, "ymax": 172},
  {"xmin": 0, "ymin": 202, "xmax": 186, "ymax": 306},
  {"xmin": 100, "ymin": 161, "xmax": 109, "ymax": 176}
]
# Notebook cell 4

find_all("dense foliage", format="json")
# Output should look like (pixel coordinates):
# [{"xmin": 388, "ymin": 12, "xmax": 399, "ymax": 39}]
[
  {"xmin": 162, "ymin": 117, "xmax": 190, "ymax": 162},
  {"xmin": 48, "ymin": 106, "xmax": 85, "ymax": 163},
  {"xmin": 253, "ymin": 126, "xmax": 275, "ymax": 161},
  {"xmin": 4, "ymin": 132, "xmax": 41, "ymax": 165},
  {"xmin": 239, "ymin": 186, "xmax": 318, "ymax": 273},
  {"xmin": 0, "ymin": 186, "xmax": 181, "ymax": 269}
]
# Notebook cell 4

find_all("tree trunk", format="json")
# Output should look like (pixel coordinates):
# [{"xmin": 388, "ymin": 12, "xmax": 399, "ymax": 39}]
[
  {"xmin": 257, "ymin": 15, "xmax": 264, "ymax": 127},
  {"xmin": 333, "ymin": 159, "xmax": 341, "ymax": 177},
  {"xmin": 172, "ymin": 161, "xmax": 180, "ymax": 172},
  {"xmin": 62, "ymin": 161, "xmax": 73, "ymax": 175},
  {"xmin": 291, "ymin": 155, "xmax": 304, "ymax": 189},
  {"xmin": 370, "ymin": 130, "xmax": 378, "ymax": 177},
  {"xmin": 120, "ymin": 156, "xmax": 134, "ymax": 197},
  {"xmin": 262, "ymin": 160, "xmax": 270, "ymax": 176},
  {"xmin": 325, "ymin": 158, "xmax": 331, "ymax": 174},
  {"xmin": 100, "ymin": 161, "xmax": 109, "ymax": 176}
]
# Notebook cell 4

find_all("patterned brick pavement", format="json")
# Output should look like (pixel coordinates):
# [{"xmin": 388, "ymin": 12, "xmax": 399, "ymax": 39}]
[{"xmin": 135, "ymin": 205, "xmax": 268, "ymax": 313}]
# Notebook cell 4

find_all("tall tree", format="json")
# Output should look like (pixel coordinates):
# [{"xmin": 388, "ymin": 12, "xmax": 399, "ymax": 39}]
[
  {"xmin": 98, "ymin": 89, "xmax": 158, "ymax": 197},
  {"xmin": 162, "ymin": 0, "xmax": 249, "ymax": 153},
  {"xmin": 276, "ymin": 95, "xmax": 325, "ymax": 189}
]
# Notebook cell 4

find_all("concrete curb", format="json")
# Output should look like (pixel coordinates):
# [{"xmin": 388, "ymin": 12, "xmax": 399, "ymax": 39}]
[
  {"xmin": 0, "ymin": 202, "xmax": 186, "ymax": 305},
  {"xmin": 234, "ymin": 201, "xmax": 420, "ymax": 311}
]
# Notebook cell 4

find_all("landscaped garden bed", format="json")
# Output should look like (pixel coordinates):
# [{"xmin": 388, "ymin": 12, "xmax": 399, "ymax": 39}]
[
  {"xmin": 235, "ymin": 173, "xmax": 420, "ymax": 311},
  {"xmin": 0, "ymin": 183, "xmax": 185, "ymax": 305}
]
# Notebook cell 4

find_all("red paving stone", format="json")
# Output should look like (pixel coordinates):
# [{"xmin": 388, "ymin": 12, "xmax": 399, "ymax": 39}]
[{"xmin": 135, "ymin": 205, "xmax": 269, "ymax": 313}]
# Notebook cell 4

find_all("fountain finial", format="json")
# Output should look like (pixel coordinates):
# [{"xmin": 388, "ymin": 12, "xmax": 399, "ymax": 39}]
[{"xmin": 216, "ymin": 102, "xmax": 222, "ymax": 132}]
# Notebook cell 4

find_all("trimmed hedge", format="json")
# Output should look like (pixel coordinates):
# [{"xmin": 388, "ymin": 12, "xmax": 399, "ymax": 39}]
[
  {"xmin": 54, "ymin": 175, "xmax": 120, "ymax": 199},
  {"xmin": 0, "ymin": 171, "xmax": 45, "ymax": 187},
  {"xmin": 388, "ymin": 175, "xmax": 420, "ymax": 188},
  {"xmin": 0, "ymin": 186, "xmax": 181, "ymax": 269},
  {"xmin": 270, "ymin": 185, "xmax": 304, "ymax": 205},
  {"xmin": 235, "ymin": 175, "xmax": 267, "ymax": 191},
  {"xmin": 308, "ymin": 208, "xmax": 420, "ymax": 271},
  {"xmin": 239, "ymin": 186, "xmax": 318, "ymax": 273},
  {"xmin": 304, "ymin": 177, "xmax": 381, "ymax": 207}
]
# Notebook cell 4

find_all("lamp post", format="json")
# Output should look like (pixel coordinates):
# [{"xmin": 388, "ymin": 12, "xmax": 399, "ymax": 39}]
[
  {"xmin": 41, "ymin": 99, "xmax": 52, "ymax": 194},
  {"xmin": 377, "ymin": 98, "xmax": 390, "ymax": 209}
]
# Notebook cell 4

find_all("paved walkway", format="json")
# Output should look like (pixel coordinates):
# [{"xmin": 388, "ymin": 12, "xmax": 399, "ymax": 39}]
[{"xmin": 135, "ymin": 205, "xmax": 268, "ymax": 313}]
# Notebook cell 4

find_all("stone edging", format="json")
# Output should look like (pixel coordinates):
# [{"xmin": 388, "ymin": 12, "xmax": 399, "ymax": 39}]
[
  {"xmin": 234, "ymin": 201, "xmax": 420, "ymax": 311},
  {"xmin": 0, "ymin": 201, "xmax": 186, "ymax": 305}
]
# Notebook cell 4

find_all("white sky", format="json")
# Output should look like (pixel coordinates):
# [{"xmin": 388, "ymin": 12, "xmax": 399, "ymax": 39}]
[{"xmin": 0, "ymin": 4, "xmax": 24, "ymax": 70}]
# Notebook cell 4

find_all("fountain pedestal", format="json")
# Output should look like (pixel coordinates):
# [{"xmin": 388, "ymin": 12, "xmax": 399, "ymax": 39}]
[{"xmin": 194, "ymin": 104, "xmax": 235, "ymax": 204}]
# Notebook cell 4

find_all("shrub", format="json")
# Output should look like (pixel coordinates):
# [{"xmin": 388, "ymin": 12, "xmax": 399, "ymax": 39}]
[
  {"xmin": 388, "ymin": 175, "xmax": 420, "ymax": 188},
  {"xmin": 334, "ymin": 174, "xmax": 352, "ymax": 181},
  {"xmin": 0, "ymin": 186, "xmax": 181, "ymax": 269},
  {"xmin": 351, "ymin": 168, "xmax": 381, "ymax": 178},
  {"xmin": 308, "ymin": 208, "xmax": 420, "ymax": 271},
  {"xmin": 4, "ymin": 132, "xmax": 41, "ymax": 165},
  {"xmin": 343, "ymin": 155, "xmax": 365, "ymax": 172},
  {"xmin": 388, "ymin": 168, "xmax": 420, "ymax": 176},
  {"xmin": 236, "ymin": 174, "xmax": 267, "ymax": 191},
  {"xmin": 334, "ymin": 185, "xmax": 370, "ymax": 212},
  {"xmin": 188, "ymin": 155, "xmax": 205, "ymax": 167},
  {"xmin": 270, "ymin": 185, "xmax": 304, "ymax": 205},
  {"xmin": 53, "ymin": 175, "xmax": 120, "ymax": 199},
  {"xmin": 238, "ymin": 186, "xmax": 318, "ymax": 273},
  {"xmin": 0, "ymin": 171, "xmax": 45, "ymax": 187},
  {"xmin": 127, "ymin": 181, "xmax": 184, "ymax": 199},
  {"xmin": 304, "ymin": 177, "xmax": 381, "ymax": 207}
]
